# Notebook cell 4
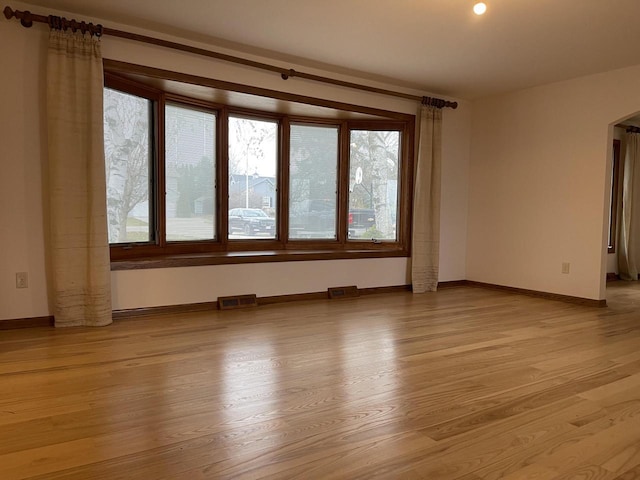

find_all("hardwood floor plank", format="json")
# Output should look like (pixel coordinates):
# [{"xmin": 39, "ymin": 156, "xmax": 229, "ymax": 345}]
[
  {"xmin": 471, "ymin": 400, "xmax": 640, "ymax": 480},
  {"xmin": 579, "ymin": 372, "xmax": 640, "ymax": 404},
  {"xmin": 2, "ymin": 285, "xmax": 640, "ymax": 479},
  {"xmin": 418, "ymin": 369, "xmax": 630, "ymax": 441},
  {"xmin": 602, "ymin": 443, "xmax": 640, "ymax": 476},
  {"xmin": 612, "ymin": 463, "xmax": 640, "ymax": 479},
  {"xmin": 549, "ymin": 464, "xmax": 617, "ymax": 480}
]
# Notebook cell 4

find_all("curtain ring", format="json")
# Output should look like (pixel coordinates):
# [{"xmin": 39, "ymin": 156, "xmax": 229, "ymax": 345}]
[{"xmin": 48, "ymin": 15, "xmax": 62, "ymax": 30}]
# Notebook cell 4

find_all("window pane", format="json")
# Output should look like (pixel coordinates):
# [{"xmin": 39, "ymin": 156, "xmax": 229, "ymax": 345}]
[
  {"xmin": 289, "ymin": 125, "xmax": 338, "ymax": 239},
  {"xmin": 348, "ymin": 130, "xmax": 400, "ymax": 241},
  {"xmin": 228, "ymin": 117, "xmax": 278, "ymax": 239},
  {"xmin": 104, "ymin": 88, "xmax": 152, "ymax": 244},
  {"xmin": 165, "ymin": 105, "xmax": 216, "ymax": 241}
]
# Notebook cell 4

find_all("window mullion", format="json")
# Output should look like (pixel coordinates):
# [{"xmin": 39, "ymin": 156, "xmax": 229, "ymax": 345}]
[
  {"xmin": 219, "ymin": 108, "xmax": 229, "ymax": 245},
  {"xmin": 280, "ymin": 118, "xmax": 290, "ymax": 243},
  {"xmin": 156, "ymin": 94, "xmax": 167, "ymax": 248},
  {"xmin": 337, "ymin": 121, "xmax": 350, "ymax": 244}
]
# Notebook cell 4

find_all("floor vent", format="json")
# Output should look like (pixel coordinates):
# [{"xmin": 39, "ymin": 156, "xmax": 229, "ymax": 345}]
[
  {"xmin": 218, "ymin": 294, "xmax": 258, "ymax": 310},
  {"xmin": 328, "ymin": 285, "xmax": 359, "ymax": 299}
]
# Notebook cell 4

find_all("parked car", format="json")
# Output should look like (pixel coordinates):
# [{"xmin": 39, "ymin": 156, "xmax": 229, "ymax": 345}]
[
  {"xmin": 348, "ymin": 208, "xmax": 376, "ymax": 238},
  {"xmin": 228, "ymin": 208, "xmax": 275, "ymax": 235},
  {"xmin": 289, "ymin": 199, "xmax": 336, "ymax": 236},
  {"xmin": 289, "ymin": 201, "xmax": 378, "ymax": 239}
]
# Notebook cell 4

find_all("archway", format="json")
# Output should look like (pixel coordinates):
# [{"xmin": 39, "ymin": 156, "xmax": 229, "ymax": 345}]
[{"xmin": 605, "ymin": 112, "xmax": 640, "ymax": 292}]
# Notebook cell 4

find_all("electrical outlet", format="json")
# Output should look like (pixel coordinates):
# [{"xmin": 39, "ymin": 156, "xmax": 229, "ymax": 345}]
[
  {"xmin": 561, "ymin": 262, "xmax": 570, "ymax": 275},
  {"xmin": 16, "ymin": 272, "xmax": 28, "ymax": 289}
]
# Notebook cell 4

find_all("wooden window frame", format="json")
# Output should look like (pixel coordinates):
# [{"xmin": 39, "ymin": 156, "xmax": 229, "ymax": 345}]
[
  {"xmin": 104, "ymin": 74, "xmax": 162, "ymax": 249},
  {"xmin": 608, "ymin": 139, "xmax": 621, "ymax": 254},
  {"xmin": 105, "ymin": 68, "xmax": 415, "ymax": 269},
  {"xmin": 287, "ymin": 120, "xmax": 340, "ymax": 242}
]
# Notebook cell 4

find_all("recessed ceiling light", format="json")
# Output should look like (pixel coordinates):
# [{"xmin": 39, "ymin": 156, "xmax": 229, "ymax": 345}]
[{"xmin": 473, "ymin": 2, "xmax": 487, "ymax": 15}]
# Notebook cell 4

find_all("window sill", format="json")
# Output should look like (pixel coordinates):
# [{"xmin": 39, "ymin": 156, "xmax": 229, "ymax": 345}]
[{"xmin": 110, "ymin": 248, "xmax": 409, "ymax": 271}]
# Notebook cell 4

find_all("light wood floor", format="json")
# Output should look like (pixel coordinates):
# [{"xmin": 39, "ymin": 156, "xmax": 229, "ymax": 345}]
[{"xmin": 2, "ymin": 284, "xmax": 640, "ymax": 479}]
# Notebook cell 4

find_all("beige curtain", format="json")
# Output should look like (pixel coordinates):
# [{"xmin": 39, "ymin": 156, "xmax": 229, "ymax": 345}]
[
  {"xmin": 618, "ymin": 132, "xmax": 640, "ymax": 281},
  {"xmin": 411, "ymin": 105, "xmax": 442, "ymax": 293},
  {"xmin": 47, "ymin": 29, "xmax": 112, "ymax": 326}
]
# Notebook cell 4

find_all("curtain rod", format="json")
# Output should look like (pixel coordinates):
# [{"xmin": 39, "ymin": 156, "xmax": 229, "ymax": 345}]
[
  {"xmin": 618, "ymin": 123, "xmax": 640, "ymax": 133},
  {"xmin": 614, "ymin": 123, "xmax": 640, "ymax": 133},
  {"xmin": 3, "ymin": 5, "xmax": 458, "ymax": 110}
]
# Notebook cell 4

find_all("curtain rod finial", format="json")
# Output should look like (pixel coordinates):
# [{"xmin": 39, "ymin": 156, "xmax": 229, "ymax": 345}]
[
  {"xmin": 3, "ymin": 6, "xmax": 15, "ymax": 20},
  {"xmin": 4, "ymin": 6, "xmax": 35, "ymax": 28},
  {"xmin": 5, "ymin": 6, "xmax": 34, "ymax": 27}
]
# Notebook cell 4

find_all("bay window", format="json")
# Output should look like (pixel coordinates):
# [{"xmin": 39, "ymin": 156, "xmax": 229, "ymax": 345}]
[{"xmin": 104, "ymin": 65, "xmax": 414, "ymax": 267}]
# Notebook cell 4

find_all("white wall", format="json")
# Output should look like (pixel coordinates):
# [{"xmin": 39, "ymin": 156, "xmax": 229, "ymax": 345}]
[
  {"xmin": 0, "ymin": 17, "xmax": 50, "ymax": 320},
  {"xmin": 468, "ymin": 65, "xmax": 640, "ymax": 300},
  {"xmin": 441, "ymin": 103, "xmax": 471, "ymax": 281},
  {"xmin": 112, "ymin": 258, "xmax": 409, "ymax": 310},
  {"xmin": 0, "ymin": 2, "xmax": 470, "ymax": 318}
]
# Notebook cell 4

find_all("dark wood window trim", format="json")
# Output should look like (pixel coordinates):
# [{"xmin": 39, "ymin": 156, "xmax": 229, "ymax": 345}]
[
  {"xmin": 104, "ymin": 63, "xmax": 415, "ymax": 269},
  {"xmin": 609, "ymin": 139, "xmax": 621, "ymax": 254},
  {"xmin": 111, "ymin": 248, "xmax": 409, "ymax": 271},
  {"xmin": 104, "ymin": 59, "xmax": 413, "ymax": 121}
]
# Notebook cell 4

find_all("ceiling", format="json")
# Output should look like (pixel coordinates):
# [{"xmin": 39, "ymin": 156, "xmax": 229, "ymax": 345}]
[{"xmin": 17, "ymin": 0, "xmax": 640, "ymax": 99}]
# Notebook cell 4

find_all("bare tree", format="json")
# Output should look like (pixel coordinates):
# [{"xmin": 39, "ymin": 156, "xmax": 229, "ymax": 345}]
[
  {"xmin": 289, "ymin": 125, "xmax": 337, "ymax": 206},
  {"xmin": 228, "ymin": 117, "xmax": 276, "ymax": 174},
  {"xmin": 103, "ymin": 89, "xmax": 150, "ymax": 242},
  {"xmin": 350, "ymin": 130, "xmax": 399, "ymax": 237},
  {"xmin": 228, "ymin": 188, "xmax": 263, "ymax": 210},
  {"xmin": 228, "ymin": 117, "xmax": 276, "ymax": 209}
]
